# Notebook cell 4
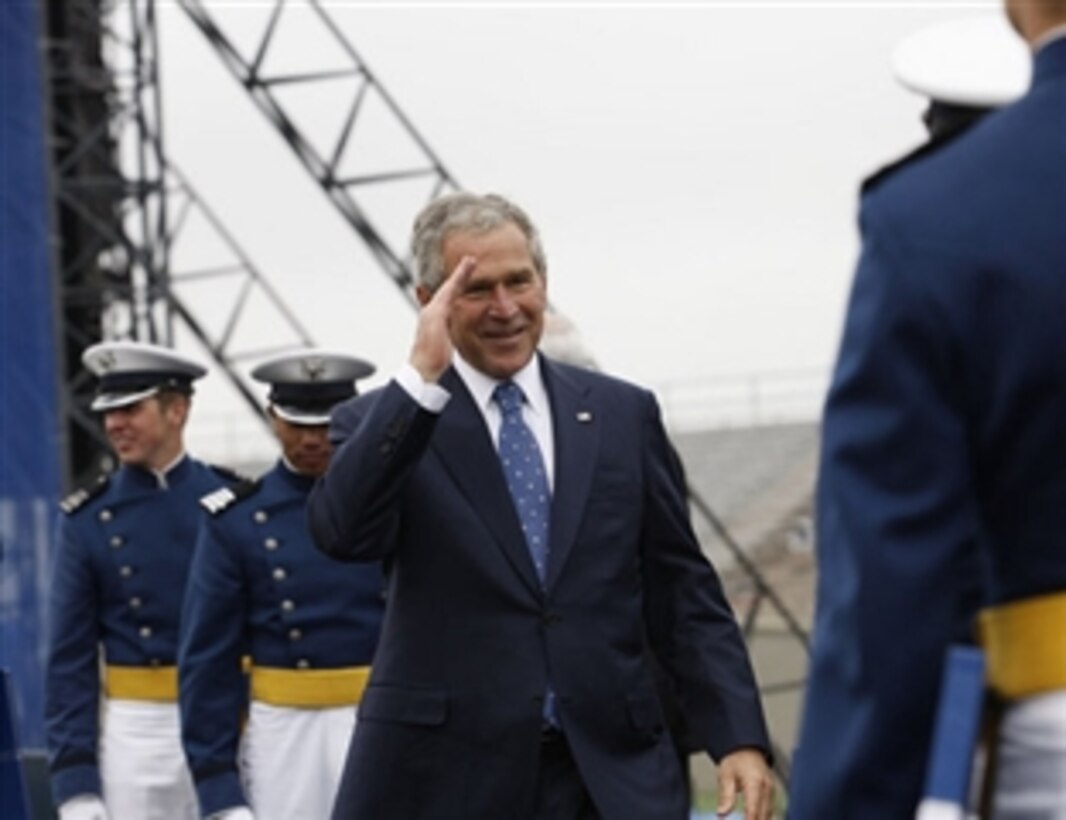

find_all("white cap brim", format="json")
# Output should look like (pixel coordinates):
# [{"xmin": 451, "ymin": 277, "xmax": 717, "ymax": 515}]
[
  {"xmin": 271, "ymin": 404, "xmax": 332, "ymax": 426},
  {"xmin": 90, "ymin": 386, "xmax": 161, "ymax": 412}
]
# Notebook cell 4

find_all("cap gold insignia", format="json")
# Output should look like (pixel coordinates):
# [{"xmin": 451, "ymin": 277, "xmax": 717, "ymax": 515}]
[
  {"xmin": 98, "ymin": 351, "xmax": 118, "ymax": 372},
  {"xmin": 303, "ymin": 357, "xmax": 326, "ymax": 381}
]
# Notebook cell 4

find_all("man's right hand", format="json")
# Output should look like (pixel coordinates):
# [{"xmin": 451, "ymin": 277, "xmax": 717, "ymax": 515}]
[
  {"xmin": 58, "ymin": 795, "xmax": 109, "ymax": 820},
  {"xmin": 409, "ymin": 255, "xmax": 477, "ymax": 383}
]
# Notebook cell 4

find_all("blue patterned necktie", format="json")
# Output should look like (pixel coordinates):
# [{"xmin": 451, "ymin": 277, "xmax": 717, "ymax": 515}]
[
  {"xmin": 493, "ymin": 380, "xmax": 558, "ymax": 726},
  {"xmin": 493, "ymin": 381, "xmax": 552, "ymax": 583}
]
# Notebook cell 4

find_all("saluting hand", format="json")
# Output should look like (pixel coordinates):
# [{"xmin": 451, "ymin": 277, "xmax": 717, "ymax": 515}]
[{"xmin": 409, "ymin": 255, "xmax": 477, "ymax": 383}]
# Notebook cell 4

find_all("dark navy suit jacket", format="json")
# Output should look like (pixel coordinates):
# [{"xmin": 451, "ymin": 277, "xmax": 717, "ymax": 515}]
[
  {"xmin": 308, "ymin": 356, "xmax": 769, "ymax": 820},
  {"xmin": 790, "ymin": 37, "xmax": 1066, "ymax": 818}
]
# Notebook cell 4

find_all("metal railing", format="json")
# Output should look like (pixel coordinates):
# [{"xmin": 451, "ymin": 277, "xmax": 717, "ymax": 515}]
[{"xmin": 655, "ymin": 368, "xmax": 830, "ymax": 432}]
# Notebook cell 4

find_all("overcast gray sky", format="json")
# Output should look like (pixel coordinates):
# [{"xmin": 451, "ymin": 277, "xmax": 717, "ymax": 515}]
[{"xmin": 151, "ymin": 1, "xmax": 1007, "ymax": 460}]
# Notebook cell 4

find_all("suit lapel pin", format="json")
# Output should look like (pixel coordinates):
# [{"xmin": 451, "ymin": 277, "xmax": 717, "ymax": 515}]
[{"xmin": 576, "ymin": 411, "xmax": 592, "ymax": 423}]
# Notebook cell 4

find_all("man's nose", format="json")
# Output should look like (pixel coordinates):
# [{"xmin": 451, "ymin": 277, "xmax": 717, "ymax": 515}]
[
  {"xmin": 299, "ymin": 428, "xmax": 329, "ymax": 447},
  {"xmin": 487, "ymin": 285, "xmax": 517, "ymax": 316}
]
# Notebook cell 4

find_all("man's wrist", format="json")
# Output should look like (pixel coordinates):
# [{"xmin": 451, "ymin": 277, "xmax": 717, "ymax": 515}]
[{"xmin": 395, "ymin": 363, "xmax": 451, "ymax": 413}]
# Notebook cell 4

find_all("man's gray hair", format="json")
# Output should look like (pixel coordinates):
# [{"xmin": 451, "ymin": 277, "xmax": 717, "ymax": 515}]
[{"xmin": 410, "ymin": 192, "xmax": 547, "ymax": 291}]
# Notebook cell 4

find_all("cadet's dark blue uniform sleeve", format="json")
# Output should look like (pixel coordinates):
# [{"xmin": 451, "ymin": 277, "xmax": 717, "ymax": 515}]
[
  {"xmin": 179, "ymin": 514, "xmax": 250, "ymax": 816},
  {"xmin": 790, "ymin": 216, "xmax": 984, "ymax": 816},
  {"xmin": 44, "ymin": 515, "xmax": 104, "ymax": 803}
]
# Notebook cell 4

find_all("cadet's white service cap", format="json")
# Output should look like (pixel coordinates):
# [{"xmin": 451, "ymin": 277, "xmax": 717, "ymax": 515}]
[
  {"xmin": 82, "ymin": 340, "xmax": 208, "ymax": 412},
  {"xmin": 251, "ymin": 349, "xmax": 376, "ymax": 426},
  {"xmin": 892, "ymin": 15, "xmax": 1030, "ymax": 107}
]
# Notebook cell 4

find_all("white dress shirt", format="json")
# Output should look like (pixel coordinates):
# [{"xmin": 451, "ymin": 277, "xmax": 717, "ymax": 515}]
[{"xmin": 394, "ymin": 353, "xmax": 555, "ymax": 490}]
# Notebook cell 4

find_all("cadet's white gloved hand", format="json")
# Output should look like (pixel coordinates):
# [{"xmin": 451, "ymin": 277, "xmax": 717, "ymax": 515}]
[
  {"xmin": 58, "ymin": 794, "xmax": 110, "ymax": 820},
  {"xmin": 209, "ymin": 807, "xmax": 255, "ymax": 820}
]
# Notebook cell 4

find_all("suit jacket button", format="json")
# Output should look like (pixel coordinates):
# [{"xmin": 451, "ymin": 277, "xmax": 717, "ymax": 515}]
[{"xmin": 543, "ymin": 612, "xmax": 562, "ymax": 626}]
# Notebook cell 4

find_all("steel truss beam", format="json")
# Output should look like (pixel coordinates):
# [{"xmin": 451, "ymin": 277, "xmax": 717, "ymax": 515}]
[{"xmin": 176, "ymin": 0, "xmax": 461, "ymax": 304}]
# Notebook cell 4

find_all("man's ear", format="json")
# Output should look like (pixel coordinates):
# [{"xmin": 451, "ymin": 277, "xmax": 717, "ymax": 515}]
[
  {"xmin": 266, "ymin": 405, "xmax": 282, "ymax": 435},
  {"xmin": 415, "ymin": 284, "xmax": 433, "ymax": 307},
  {"xmin": 165, "ymin": 394, "xmax": 191, "ymax": 428}
]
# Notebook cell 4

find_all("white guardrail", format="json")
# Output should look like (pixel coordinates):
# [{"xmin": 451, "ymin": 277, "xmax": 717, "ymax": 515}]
[{"xmin": 652, "ymin": 368, "xmax": 831, "ymax": 433}]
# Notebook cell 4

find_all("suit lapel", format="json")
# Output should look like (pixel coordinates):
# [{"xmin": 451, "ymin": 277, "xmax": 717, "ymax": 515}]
[
  {"xmin": 430, "ymin": 368, "xmax": 542, "ymax": 597},
  {"xmin": 542, "ymin": 359, "xmax": 599, "ymax": 592}
]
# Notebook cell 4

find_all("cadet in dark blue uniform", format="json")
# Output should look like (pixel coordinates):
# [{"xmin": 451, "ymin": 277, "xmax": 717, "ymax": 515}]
[
  {"xmin": 179, "ymin": 350, "xmax": 384, "ymax": 820},
  {"xmin": 45, "ymin": 341, "xmax": 239, "ymax": 820},
  {"xmin": 791, "ymin": 3, "xmax": 1066, "ymax": 817}
]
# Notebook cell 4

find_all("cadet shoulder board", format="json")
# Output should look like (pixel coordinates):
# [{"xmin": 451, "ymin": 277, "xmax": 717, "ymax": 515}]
[
  {"xmin": 59, "ymin": 474, "xmax": 111, "ymax": 515},
  {"xmin": 200, "ymin": 479, "xmax": 262, "ymax": 516}
]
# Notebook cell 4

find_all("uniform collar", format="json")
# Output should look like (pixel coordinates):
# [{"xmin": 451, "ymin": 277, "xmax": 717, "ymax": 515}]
[
  {"xmin": 118, "ymin": 452, "xmax": 191, "ymax": 491},
  {"xmin": 1033, "ymin": 32, "xmax": 1066, "ymax": 86},
  {"xmin": 1033, "ymin": 23, "xmax": 1066, "ymax": 54},
  {"xmin": 277, "ymin": 458, "xmax": 317, "ymax": 491}
]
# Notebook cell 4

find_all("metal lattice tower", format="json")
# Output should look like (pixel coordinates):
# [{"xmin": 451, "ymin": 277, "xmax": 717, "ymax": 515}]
[
  {"xmin": 44, "ymin": 0, "xmax": 315, "ymax": 484},
  {"xmin": 45, "ymin": 0, "xmax": 171, "ymax": 482}
]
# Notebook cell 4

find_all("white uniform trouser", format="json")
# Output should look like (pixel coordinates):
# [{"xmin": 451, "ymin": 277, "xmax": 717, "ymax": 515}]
[
  {"xmin": 992, "ymin": 690, "xmax": 1066, "ymax": 820},
  {"xmin": 99, "ymin": 699, "xmax": 197, "ymax": 820},
  {"xmin": 240, "ymin": 700, "xmax": 357, "ymax": 820}
]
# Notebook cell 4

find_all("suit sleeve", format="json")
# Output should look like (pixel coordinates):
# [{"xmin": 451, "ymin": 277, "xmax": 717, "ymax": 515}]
[
  {"xmin": 44, "ymin": 515, "xmax": 103, "ymax": 804},
  {"xmin": 637, "ymin": 391, "xmax": 771, "ymax": 762},
  {"xmin": 789, "ymin": 212, "xmax": 984, "ymax": 816},
  {"xmin": 308, "ymin": 383, "xmax": 437, "ymax": 562},
  {"xmin": 178, "ymin": 515, "xmax": 250, "ymax": 816}
]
